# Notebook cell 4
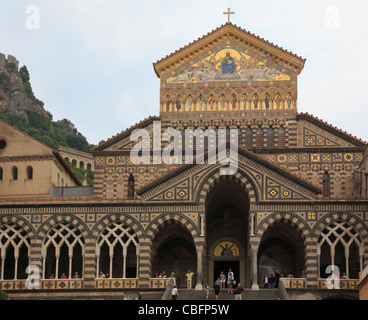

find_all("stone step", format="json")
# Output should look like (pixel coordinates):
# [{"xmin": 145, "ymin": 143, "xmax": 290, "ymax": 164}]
[{"xmin": 175, "ymin": 288, "xmax": 280, "ymax": 300}]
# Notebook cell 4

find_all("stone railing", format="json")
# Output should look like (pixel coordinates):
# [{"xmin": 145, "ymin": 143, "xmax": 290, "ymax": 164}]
[
  {"xmin": 149, "ymin": 277, "xmax": 175, "ymax": 289},
  {"xmin": 318, "ymin": 278, "xmax": 360, "ymax": 290},
  {"xmin": 280, "ymin": 278, "xmax": 307, "ymax": 289},
  {"xmin": 94, "ymin": 278, "xmax": 138, "ymax": 289},
  {"xmin": 0, "ymin": 279, "xmax": 84, "ymax": 291}
]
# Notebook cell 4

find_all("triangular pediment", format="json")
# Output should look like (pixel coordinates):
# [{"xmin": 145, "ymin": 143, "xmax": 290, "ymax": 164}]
[
  {"xmin": 154, "ymin": 23, "xmax": 306, "ymax": 80},
  {"xmin": 137, "ymin": 147, "xmax": 321, "ymax": 203},
  {"xmin": 297, "ymin": 113, "xmax": 367, "ymax": 148},
  {"xmin": 164, "ymin": 42, "xmax": 293, "ymax": 86},
  {"xmin": 91, "ymin": 116, "xmax": 159, "ymax": 152}
]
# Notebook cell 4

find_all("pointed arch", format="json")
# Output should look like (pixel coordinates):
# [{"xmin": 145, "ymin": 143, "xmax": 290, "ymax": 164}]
[
  {"xmin": 274, "ymin": 93, "xmax": 282, "ymax": 109},
  {"xmin": 267, "ymin": 127, "xmax": 274, "ymax": 149},
  {"xmin": 322, "ymin": 171, "xmax": 330, "ymax": 198},
  {"xmin": 278, "ymin": 126, "xmax": 286, "ymax": 148},
  {"xmin": 186, "ymin": 95, "xmax": 193, "ymax": 111},
  {"xmin": 245, "ymin": 126, "xmax": 253, "ymax": 149},
  {"xmin": 175, "ymin": 95, "xmax": 182, "ymax": 111},
  {"xmin": 208, "ymin": 95, "xmax": 215, "ymax": 111},
  {"xmin": 252, "ymin": 94, "xmax": 260, "ymax": 110},
  {"xmin": 128, "ymin": 174, "xmax": 135, "ymax": 199},
  {"xmin": 241, "ymin": 94, "xmax": 248, "ymax": 110},
  {"xmin": 256, "ymin": 126, "xmax": 264, "ymax": 149},
  {"xmin": 165, "ymin": 95, "xmax": 171, "ymax": 112},
  {"xmin": 264, "ymin": 94, "xmax": 271, "ymax": 110},
  {"xmin": 219, "ymin": 95, "xmax": 226, "ymax": 110},
  {"xmin": 231, "ymin": 94, "xmax": 237, "ymax": 110},
  {"xmin": 286, "ymin": 93, "xmax": 293, "ymax": 109}
]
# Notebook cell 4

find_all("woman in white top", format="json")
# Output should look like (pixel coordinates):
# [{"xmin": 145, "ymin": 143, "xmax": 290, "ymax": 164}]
[{"xmin": 172, "ymin": 285, "xmax": 179, "ymax": 300}]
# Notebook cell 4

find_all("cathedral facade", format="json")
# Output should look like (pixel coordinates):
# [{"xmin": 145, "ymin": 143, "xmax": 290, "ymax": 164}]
[{"xmin": 1, "ymin": 23, "xmax": 367, "ymax": 298}]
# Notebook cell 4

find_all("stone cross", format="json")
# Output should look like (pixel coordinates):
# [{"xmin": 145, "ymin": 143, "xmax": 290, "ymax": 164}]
[{"xmin": 223, "ymin": 8, "xmax": 235, "ymax": 23}]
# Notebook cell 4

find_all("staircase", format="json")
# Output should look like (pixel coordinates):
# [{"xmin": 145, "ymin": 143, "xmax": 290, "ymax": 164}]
[{"xmin": 176, "ymin": 288, "xmax": 280, "ymax": 300}]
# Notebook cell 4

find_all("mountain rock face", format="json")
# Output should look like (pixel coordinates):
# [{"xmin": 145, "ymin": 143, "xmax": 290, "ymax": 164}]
[{"xmin": 0, "ymin": 53, "xmax": 50, "ymax": 119}]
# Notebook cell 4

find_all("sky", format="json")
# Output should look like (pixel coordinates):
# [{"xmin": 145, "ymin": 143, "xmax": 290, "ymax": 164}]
[{"xmin": 0, "ymin": 0, "xmax": 367, "ymax": 145}]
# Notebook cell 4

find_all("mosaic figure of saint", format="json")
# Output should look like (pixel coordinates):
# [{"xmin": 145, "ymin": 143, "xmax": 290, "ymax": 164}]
[
  {"xmin": 232, "ymin": 97, "xmax": 237, "ymax": 110},
  {"xmin": 265, "ymin": 96, "xmax": 270, "ymax": 109},
  {"xmin": 166, "ymin": 98, "xmax": 171, "ymax": 112},
  {"xmin": 209, "ymin": 97, "xmax": 215, "ymax": 110},
  {"xmin": 221, "ymin": 52, "xmax": 236, "ymax": 74},
  {"xmin": 176, "ymin": 97, "xmax": 181, "ymax": 111}
]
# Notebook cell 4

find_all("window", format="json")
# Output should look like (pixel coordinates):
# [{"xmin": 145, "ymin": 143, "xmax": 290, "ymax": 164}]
[
  {"xmin": 11, "ymin": 166, "xmax": 18, "ymax": 180},
  {"xmin": 43, "ymin": 221, "xmax": 85, "ymax": 279},
  {"xmin": 0, "ymin": 167, "xmax": 3, "ymax": 181},
  {"xmin": 278, "ymin": 126, "xmax": 285, "ymax": 149},
  {"xmin": 26, "ymin": 166, "xmax": 33, "ymax": 180},
  {"xmin": 245, "ymin": 127, "xmax": 253, "ymax": 149},
  {"xmin": 0, "ymin": 140, "xmax": 6, "ymax": 150},
  {"xmin": 96, "ymin": 222, "xmax": 139, "ymax": 279},
  {"xmin": 322, "ymin": 171, "xmax": 330, "ymax": 198},
  {"xmin": 128, "ymin": 174, "xmax": 135, "ymax": 199},
  {"xmin": 237, "ymin": 128, "xmax": 242, "ymax": 146},
  {"xmin": 256, "ymin": 127, "xmax": 263, "ymax": 149},
  {"xmin": 79, "ymin": 161, "xmax": 84, "ymax": 169},
  {"xmin": 318, "ymin": 220, "xmax": 363, "ymax": 279},
  {"xmin": 267, "ymin": 127, "xmax": 274, "ymax": 149}
]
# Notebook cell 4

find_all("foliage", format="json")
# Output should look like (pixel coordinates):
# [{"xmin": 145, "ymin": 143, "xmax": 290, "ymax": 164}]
[
  {"xmin": 0, "ymin": 72, "xmax": 12, "ymax": 91},
  {"xmin": 0, "ymin": 111, "xmax": 93, "ymax": 153},
  {"xmin": 0, "ymin": 290, "xmax": 8, "ymax": 300},
  {"xmin": 4, "ymin": 62, "xmax": 17, "ymax": 73},
  {"xmin": 19, "ymin": 65, "xmax": 34, "ymax": 97},
  {"xmin": 65, "ymin": 160, "xmax": 94, "ymax": 186}
]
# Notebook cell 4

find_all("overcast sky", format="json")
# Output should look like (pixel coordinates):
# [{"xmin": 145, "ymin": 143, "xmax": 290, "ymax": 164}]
[{"xmin": 1, "ymin": 0, "xmax": 367, "ymax": 145}]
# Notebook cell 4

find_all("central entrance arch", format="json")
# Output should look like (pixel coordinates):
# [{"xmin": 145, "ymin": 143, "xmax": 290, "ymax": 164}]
[{"xmin": 205, "ymin": 178, "xmax": 251, "ymax": 287}]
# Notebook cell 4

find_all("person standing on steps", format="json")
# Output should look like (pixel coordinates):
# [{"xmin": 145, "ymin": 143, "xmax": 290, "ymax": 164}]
[
  {"xmin": 172, "ymin": 285, "xmax": 179, "ymax": 300},
  {"xmin": 227, "ymin": 268, "xmax": 234, "ymax": 294},
  {"xmin": 203, "ymin": 283, "xmax": 210, "ymax": 300},
  {"xmin": 220, "ymin": 271, "xmax": 226, "ymax": 289},
  {"xmin": 214, "ymin": 278, "xmax": 221, "ymax": 300},
  {"xmin": 233, "ymin": 283, "xmax": 245, "ymax": 300},
  {"xmin": 185, "ymin": 269, "xmax": 196, "ymax": 289}
]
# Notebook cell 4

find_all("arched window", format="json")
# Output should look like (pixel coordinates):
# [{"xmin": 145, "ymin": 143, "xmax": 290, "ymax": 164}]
[
  {"xmin": 11, "ymin": 166, "xmax": 18, "ymax": 180},
  {"xmin": 0, "ymin": 223, "xmax": 31, "ymax": 280},
  {"xmin": 237, "ymin": 128, "xmax": 242, "ymax": 146},
  {"xmin": 26, "ymin": 166, "xmax": 33, "ymax": 180},
  {"xmin": 318, "ymin": 220, "xmax": 363, "ymax": 279},
  {"xmin": 0, "ymin": 167, "xmax": 3, "ymax": 181},
  {"xmin": 128, "ymin": 174, "xmax": 135, "ymax": 199},
  {"xmin": 245, "ymin": 127, "xmax": 253, "ymax": 149},
  {"xmin": 323, "ymin": 171, "xmax": 330, "ymax": 198},
  {"xmin": 42, "ymin": 221, "xmax": 85, "ymax": 279},
  {"xmin": 256, "ymin": 127, "xmax": 264, "ymax": 149},
  {"xmin": 79, "ymin": 161, "xmax": 84, "ymax": 169},
  {"xmin": 267, "ymin": 127, "xmax": 274, "ymax": 149},
  {"xmin": 278, "ymin": 126, "xmax": 285, "ymax": 149},
  {"xmin": 72, "ymin": 159, "xmax": 77, "ymax": 167},
  {"xmin": 87, "ymin": 163, "xmax": 92, "ymax": 170},
  {"xmin": 96, "ymin": 222, "xmax": 139, "ymax": 279}
]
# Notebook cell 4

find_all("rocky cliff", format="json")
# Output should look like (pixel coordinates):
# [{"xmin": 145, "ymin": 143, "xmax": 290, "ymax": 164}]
[{"xmin": 0, "ymin": 53, "xmax": 50, "ymax": 119}]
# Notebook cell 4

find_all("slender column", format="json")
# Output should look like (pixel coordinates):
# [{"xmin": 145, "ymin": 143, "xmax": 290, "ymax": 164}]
[
  {"xmin": 200, "ymin": 214, "xmax": 205, "ymax": 237},
  {"xmin": 14, "ymin": 252, "xmax": 19, "ymax": 280},
  {"xmin": 251, "ymin": 245, "xmax": 259, "ymax": 290},
  {"xmin": 123, "ymin": 246, "xmax": 127, "ymax": 279},
  {"xmin": 195, "ymin": 245, "xmax": 204, "ymax": 290},
  {"xmin": 250, "ymin": 213, "xmax": 255, "ymax": 236}
]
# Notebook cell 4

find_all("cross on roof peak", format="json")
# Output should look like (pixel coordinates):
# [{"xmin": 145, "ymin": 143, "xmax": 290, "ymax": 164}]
[{"xmin": 223, "ymin": 8, "xmax": 235, "ymax": 23}]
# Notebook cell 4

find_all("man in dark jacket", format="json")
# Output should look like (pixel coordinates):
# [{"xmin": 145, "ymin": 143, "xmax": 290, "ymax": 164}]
[{"xmin": 233, "ymin": 283, "xmax": 245, "ymax": 300}]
